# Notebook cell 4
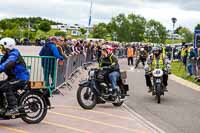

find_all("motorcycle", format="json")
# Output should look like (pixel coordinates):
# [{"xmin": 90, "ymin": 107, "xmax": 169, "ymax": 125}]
[
  {"xmin": 77, "ymin": 66, "xmax": 129, "ymax": 110},
  {"xmin": 151, "ymin": 69, "xmax": 166, "ymax": 104},
  {"xmin": 0, "ymin": 80, "xmax": 51, "ymax": 124}
]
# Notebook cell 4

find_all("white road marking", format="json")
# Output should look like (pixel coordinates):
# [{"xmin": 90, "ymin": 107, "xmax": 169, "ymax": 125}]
[{"xmin": 123, "ymin": 104, "xmax": 166, "ymax": 133}]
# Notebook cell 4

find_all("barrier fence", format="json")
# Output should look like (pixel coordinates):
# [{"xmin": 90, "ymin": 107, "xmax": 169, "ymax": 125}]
[
  {"xmin": 114, "ymin": 48, "xmax": 127, "ymax": 58},
  {"xmin": 56, "ymin": 54, "xmax": 85, "ymax": 89},
  {"xmin": 0, "ymin": 47, "xmax": 127, "ymax": 96}
]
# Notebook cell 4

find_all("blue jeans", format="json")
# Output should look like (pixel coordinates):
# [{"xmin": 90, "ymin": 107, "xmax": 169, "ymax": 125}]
[
  {"xmin": 109, "ymin": 71, "xmax": 120, "ymax": 90},
  {"xmin": 187, "ymin": 63, "xmax": 193, "ymax": 76}
]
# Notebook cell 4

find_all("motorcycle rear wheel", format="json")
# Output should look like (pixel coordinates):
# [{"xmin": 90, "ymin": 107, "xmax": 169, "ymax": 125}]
[{"xmin": 20, "ymin": 91, "xmax": 47, "ymax": 124}]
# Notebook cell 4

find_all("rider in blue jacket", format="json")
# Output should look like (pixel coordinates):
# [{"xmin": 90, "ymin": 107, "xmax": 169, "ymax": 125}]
[{"xmin": 0, "ymin": 38, "xmax": 30, "ymax": 116}]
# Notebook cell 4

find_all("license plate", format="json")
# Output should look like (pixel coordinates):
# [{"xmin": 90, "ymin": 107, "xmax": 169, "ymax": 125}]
[{"xmin": 156, "ymin": 79, "xmax": 161, "ymax": 83}]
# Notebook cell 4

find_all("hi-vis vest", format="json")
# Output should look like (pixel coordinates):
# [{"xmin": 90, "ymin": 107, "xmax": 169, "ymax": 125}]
[
  {"xmin": 127, "ymin": 48, "xmax": 134, "ymax": 57},
  {"xmin": 162, "ymin": 47, "xmax": 166, "ymax": 57},
  {"xmin": 99, "ymin": 54, "xmax": 115, "ymax": 67},
  {"xmin": 181, "ymin": 48, "xmax": 187, "ymax": 57},
  {"xmin": 151, "ymin": 55, "xmax": 164, "ymax": 70}
]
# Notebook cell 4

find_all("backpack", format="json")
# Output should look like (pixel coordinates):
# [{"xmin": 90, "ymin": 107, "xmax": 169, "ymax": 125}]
[
  {"xmin": 39, "ymin": 43, "xmax": 53, "ymax": 56},
  {"xmin": 39, "ymin": 43, "xmax": 55, "ymax": 67}
]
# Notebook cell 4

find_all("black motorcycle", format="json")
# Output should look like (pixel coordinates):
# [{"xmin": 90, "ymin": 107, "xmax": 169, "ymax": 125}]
[
  {"xmin": 0, "ymin": 81, "xmax": 51, "ymax": 124},
  {"xmin": 151, "ymin": 69, "xmax": 166, "ymax": 104},
  {"xmin": 77, "ymin": 66, "xmax": 129, "ymax": 110}
]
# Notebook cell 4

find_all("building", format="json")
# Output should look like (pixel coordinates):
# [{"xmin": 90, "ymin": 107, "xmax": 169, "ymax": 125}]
[
  {"xmin": 51, "ymin": 24, "xmax": 87, "ymax": 36},
  {"xmin": 51, "ymin": 24, "xmax": 68, "ymax": 31},
  {"xmin": 167, "ymin": 30, "xmax": 184, "ymax": 40}
]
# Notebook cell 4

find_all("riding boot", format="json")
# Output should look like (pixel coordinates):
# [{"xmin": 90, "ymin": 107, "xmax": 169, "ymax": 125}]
[
  {"xmin": 5, "ymin": 89, "xmax": 19, "ymax": 116},
  {"xmin": 5, "ymin": 106, "xmax": 19, "ymax": 116},
  {"xmin": 148, "ymin": 86, "xmax": 153, "ymax": 93},
  {"xmin": 163, "ymin": 86, "xmax": 168, "ymax": 92},
  {"xmin": 0, "ymin": 97, "xmax": 6, "ymax": 114}
]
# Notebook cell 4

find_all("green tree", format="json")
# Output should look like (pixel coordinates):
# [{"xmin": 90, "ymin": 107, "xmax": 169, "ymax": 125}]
[
  {"xmin": 38, "ymin": 21, "xmax": 51, "ymax": 32},
  {"xmin": 108, "ymin": 14, "xmax": 130, "ymax": 42},
  {"xmin": 107, "ymin": 13, "xmax": 146, "ymax": 42},
  {"xmin": 175, "ymin": 26, "xmax": 183, "ymax": 34},
  {"xmin": 2, "ymin": 28, "xmax": 19, "ymax": 38},
  {"xmin": 195, "ymin": 24, "xmax": 200, "ymax": 30},
  {"xmin": 22, "ymin": 28, "xmax": 36, "ymax": 41},
  {"xmin": 145, "ymin": 19, "xmax": 167, "ymax": 43},
  {"xmin": 55, "ymin": 31, "xmax": 66, "ymax": 37},
  {"xmin": 177, "ymin": 27, "xmax": 193, "ymax": 43},
  {"xmin": 92, "ymin": 23, "xmax": 108, "ymax": 39},
  {"xmin": 128, "ymin": 13, "xmax": 146, "ymax": 42},
  {"xmin": 80, "ymin": 28, "xmax": 87, "ymax": 35}
]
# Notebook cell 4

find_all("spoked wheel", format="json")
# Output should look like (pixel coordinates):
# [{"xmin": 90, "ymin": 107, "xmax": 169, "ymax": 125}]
[
  {"xmin": 77, "ymin": 86, "xmax": 97, "ymax": 110},
  {"xmin": 20, "ymin": 92, "xmax": 47, "ymax": 124}
]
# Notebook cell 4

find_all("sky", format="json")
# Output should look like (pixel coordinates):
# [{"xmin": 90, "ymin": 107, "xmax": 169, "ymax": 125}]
[{"xmin": 0, "ymin": 0, "xmax": 199, "ymax": 31}]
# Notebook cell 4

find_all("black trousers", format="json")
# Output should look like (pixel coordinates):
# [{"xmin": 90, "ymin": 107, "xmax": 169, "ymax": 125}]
[
  {"xmin": 0, "ymin": 79, "xmax": 27, "ymax": 109},
  {"xmin": 145, "ymin": 74, "xmax": 168, "ymax": 87},
  {"xmin": 128, "ymin": 57, "xmax": 133, "ymax": 65},
  {"xmin": 135, "ymin": 56, "xmax": 146, "ymax": 68}
]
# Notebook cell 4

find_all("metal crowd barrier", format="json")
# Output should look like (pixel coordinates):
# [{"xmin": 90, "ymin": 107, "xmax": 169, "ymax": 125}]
[
  {"xmin": 56, "ymin": 54, "xmax": 85, "ymax": 89},
  {"xmin": 114, "ymin": 48, "xmax": 127, "ymax": 58}
]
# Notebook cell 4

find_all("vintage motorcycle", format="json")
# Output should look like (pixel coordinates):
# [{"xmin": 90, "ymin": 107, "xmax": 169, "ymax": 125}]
[
  {"xmin": 77, "ymin": 66, "xmax": 129, "ymax": 110},
  {"xmin": 0, "ymin": 80, "xmax": 51, "ymax": 124}
]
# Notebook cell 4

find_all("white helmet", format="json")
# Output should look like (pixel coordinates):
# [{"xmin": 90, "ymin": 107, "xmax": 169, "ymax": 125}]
[
  {"xmin": 140, "ymin": 48, "xmax": 144, "ymax": 51},
  {"xmin": 0, "ymin": 37, "xmax": 16, "ymax": 50}
]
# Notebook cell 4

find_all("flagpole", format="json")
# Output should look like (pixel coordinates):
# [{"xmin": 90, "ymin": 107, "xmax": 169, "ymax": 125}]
[{"xmin": 86, "ymin": 0, "xmax": 93, "ymax": 39}]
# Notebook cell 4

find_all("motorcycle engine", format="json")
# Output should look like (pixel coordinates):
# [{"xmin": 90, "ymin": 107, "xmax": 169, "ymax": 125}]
[{"xmin": 99, "ymin": 83, "xmax": 108, "ymax": 92}]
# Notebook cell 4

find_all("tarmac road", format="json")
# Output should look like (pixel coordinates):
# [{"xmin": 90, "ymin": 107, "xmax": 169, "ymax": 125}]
[{"xmin": 122, "ymin": 59, "xmax": 200, "ymax": 133}]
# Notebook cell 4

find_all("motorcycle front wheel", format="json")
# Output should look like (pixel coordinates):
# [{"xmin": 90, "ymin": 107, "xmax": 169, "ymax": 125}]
[
  {"xmin": 77, "ymin": 86, "xmax": 97, "ymax": 110},
  {"xmin": 156, "ymin": 84, "xmax": 161, "ymax": 104}
]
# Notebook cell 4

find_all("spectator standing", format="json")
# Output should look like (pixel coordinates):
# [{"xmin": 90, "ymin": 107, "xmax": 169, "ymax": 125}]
[
  {"xmin": 180, "ymin": 43, "xmax": 188, "ymax": 69},
  {"xmin": 39, "ymin": 36, "xmax": 64, "ymax": 91},
  {"xmin": 56, "ymin": 36, "xmax": 67, "ymax": 59},
  {"xmin": 127, "ymin": 45, "xmax": 134, "ymax": 65},
  {"xmin": 187, "ymin": 47, "xmax": 196, "ymax": 76}
]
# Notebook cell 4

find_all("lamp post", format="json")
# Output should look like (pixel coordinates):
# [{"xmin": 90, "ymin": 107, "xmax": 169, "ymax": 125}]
[{"xmin": 171, "ymin": 17, "xmax": 177, "ymax": 44}]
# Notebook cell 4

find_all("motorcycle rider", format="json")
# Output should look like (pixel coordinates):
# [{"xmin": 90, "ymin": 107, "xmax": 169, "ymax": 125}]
[
  {"xmin": 0, "ymin": 38, "xmax": 30, "ymax": 116},
  {"xmin": 135, "ymin": 47, "xmax": 148, "ymax": 69},
  {"xmin": 144, "ymin": 46, "xmax": 170, "ymax": 92},
  {"xmin": 99, "ymin": 45, "xmax": 120, "ymax": 96}
]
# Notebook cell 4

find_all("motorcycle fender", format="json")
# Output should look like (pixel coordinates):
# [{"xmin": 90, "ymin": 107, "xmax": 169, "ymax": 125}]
[
  {"xmin": 79, "ymin": 80, "xmax": 100, "ymax": 96},
  {"xmin": 29, "ymin": 90, "xmax": 51, "ymax": 107},
  {"xmin": 79, "ymin": 80, "xmax": 90, "ymax": 87}
]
